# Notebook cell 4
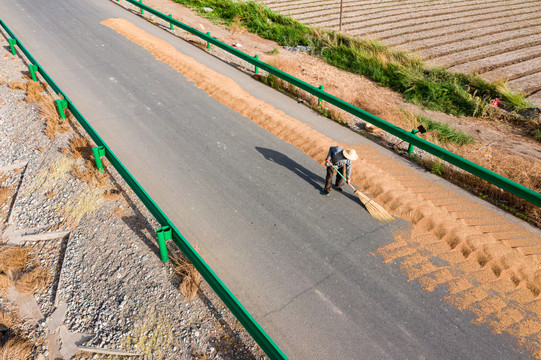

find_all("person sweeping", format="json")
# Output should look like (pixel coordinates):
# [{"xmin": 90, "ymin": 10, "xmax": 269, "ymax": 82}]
[
  {"xmin": 323, "ymin": 146, "xmax": 358, "ymax": 196},
  {"xmin": 323, "ymin": 145, "xmax": 395, "ymax": 223}
]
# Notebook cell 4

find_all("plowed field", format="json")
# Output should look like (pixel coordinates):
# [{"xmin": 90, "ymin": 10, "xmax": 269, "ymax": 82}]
[{"xmin": 259, "ymin": 0, "xmax": 541, "ymax": 106}]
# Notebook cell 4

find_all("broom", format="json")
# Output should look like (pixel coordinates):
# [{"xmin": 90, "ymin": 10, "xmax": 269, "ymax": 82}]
[{"xmin": 332, "ymin": 165, "xmax": 395, "ymax": 223}]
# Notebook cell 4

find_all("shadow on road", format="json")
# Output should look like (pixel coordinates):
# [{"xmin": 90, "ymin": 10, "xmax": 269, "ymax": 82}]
[
  {"xmin": 255, "ymin": 146, "xmax": 362, "ymax": 204},
  {"xmin": 256, "ymin": 146, "xmax": 323, "ymax": 191}
]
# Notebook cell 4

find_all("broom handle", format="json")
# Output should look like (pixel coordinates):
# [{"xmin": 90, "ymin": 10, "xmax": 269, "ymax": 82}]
[{"xmin": 332, "ymin": 165, "xmax": 357, "ymax": 192}]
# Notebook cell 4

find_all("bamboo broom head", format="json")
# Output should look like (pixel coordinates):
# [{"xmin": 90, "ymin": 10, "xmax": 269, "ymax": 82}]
[{"xmin": 354, "ymin": 190, "xmax": 395, "ymax": 223}]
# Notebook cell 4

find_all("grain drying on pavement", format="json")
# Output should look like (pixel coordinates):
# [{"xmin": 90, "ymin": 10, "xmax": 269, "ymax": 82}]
[{"xmin": 260, "ymin": 0, "xmax": 541, "ymax": 106}]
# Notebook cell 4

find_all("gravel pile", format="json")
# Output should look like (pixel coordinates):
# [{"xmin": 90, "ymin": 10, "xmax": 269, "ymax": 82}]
[{"xmin": 0, "ymin": 31, "xmax": 266, "ymax": 359}]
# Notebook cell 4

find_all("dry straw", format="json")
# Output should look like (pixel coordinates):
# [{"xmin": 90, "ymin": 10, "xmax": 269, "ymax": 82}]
[
  {"xmin": 62, "ymin": 136, "xmax": 107, "ymax": 186},
  {"xmin": 0, "ymin": 273, "xmax": 11, "ymax": 292},
  {"xmin": 169, "ymin": 245, "xmax": 202, "ymax": 301},
  {"xmin": 0, "ymin": 309, "xmax": 15, "ymax": 328},
  {"xmin": 0, "ymin": 186, "xmax": 12, "ymax": 206},
  {"xmin": 0, "ymin": 337, "xmax": 33, "ymax": 360},
  {"xmin": 15, "ymin": 267, "xmax": 50, "ymax": 294},
  {"xmin": 40, "ymin": 94, "xmax": 71, "ymax": 140},
  {"xmin": 0, "ymin": 310, "xmax": 33, "ymax": 360},
  {"xmin": 354, "ymin": 189, "xmax": 395, "ymax": 223},
  {"xmin": 0, "ymin": 247, "xmax": 29, "ymax": 273}
]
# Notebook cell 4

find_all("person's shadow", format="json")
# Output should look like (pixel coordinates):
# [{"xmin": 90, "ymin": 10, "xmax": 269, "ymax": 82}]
[{"xmin": 255, "ymin": 147, "xmax": 362, "ymax": 203}]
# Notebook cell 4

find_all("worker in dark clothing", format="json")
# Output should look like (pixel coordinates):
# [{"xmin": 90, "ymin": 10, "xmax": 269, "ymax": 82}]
[{"xmin": 324, "ymin": 146, "xmax": 358, "ymax": 196}]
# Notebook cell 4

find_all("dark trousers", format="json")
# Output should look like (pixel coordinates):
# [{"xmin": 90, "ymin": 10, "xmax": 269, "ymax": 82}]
[{"xmin": 324, "ymin": 165, "xmax": 345, "ymax": 192}]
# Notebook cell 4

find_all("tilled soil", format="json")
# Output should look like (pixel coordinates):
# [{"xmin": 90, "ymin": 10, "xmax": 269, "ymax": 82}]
[
  {"xmin": 260, "ymin": 0, "xmax": 541, "ymax": 106},
  {"xmin": 386, "ymin": 15, "xmax": 541, "ymax": 47}
]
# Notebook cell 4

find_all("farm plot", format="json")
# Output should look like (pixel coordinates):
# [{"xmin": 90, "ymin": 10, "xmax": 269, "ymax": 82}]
[{"xmin": 260, "ymin": 0, "xmax": 541, "ymax": 106}]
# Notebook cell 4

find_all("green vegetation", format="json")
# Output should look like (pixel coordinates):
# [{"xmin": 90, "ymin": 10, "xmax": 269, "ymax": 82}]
[
  {"xmin": 496, "ymin": 82, "xmax": 531, "ymax": 111},
  {"xmin": 268, "ymin": 48, "xmax": 280, "ymax": 55},
  {"xmin": 173, "ymin": 0, "xmax": 531, "ymax": 116},
  {"xmin": 431, "ymin": 161, "xmax": 444, "ymax": 176},
  {"xmin": 535, "ymin": 128, "xmax": 541, "ymax": 142},
  {"xmin": 416, "ymin": 115, "xmax": 474, "ymax": 145}
]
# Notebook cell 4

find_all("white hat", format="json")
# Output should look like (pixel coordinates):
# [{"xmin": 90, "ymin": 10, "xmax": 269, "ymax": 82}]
[{"xmin": 343, "ymin": 149, "xmax": 358, "ymax": 161}]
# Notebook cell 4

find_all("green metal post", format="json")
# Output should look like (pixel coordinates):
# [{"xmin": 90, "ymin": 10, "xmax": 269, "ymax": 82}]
[
  {"xmin": 254, "ymin": 54, "xmax": 259, "ymax": 74},
  {"xmin": 55, "ymin": 99, "xmax": 68, "ymax": 119},
  {"xmin": 408, "ymin": 128, "xmax": 419, "ymax": 154},
  {"xmin": 92, "ymin": 146, "xmax": 106, "ymax": 173},
  {"xmin": 156, "ymin": 226, "xmax": 171, "ymax": 262},
  {"xmin": 28, "ymin": 64, "xmax": 38, "ymax": 81},
  {"xmin": 140, "ymin": 0, "xmax": 144, "ymax": 14},
  {"xmin": 8, "ymin": 38, "xmax": 17, "ymax": 55},
  {"xmin": 207, "ymin": 32, "xmax": 211, "ymax": 49},
  {"xmin": 169, "ymin": 14, "xmax": 174, "ymax": 30},
  {"xmin": 318, "ymin": 85, "xmax": 324, "ymax": 106}
]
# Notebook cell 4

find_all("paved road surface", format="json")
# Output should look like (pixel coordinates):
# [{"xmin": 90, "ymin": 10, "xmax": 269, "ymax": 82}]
[{"xmin": 0, "ymin": 0, "xmax": 533, "ymax": 358}]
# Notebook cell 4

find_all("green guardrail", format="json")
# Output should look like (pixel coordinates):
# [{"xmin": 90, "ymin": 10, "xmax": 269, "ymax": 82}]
[
  {"xmin": 121, "ymin": 0, "xmax": 541, "ymax": 208},
  {"xmin": 0, "ymin": 18, "xmax": 288, "ymax": 360}
]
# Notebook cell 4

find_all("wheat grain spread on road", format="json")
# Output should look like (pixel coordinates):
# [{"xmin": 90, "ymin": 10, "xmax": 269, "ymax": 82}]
[{"xmin": 103, "ymin": 17, "xmax": 541, "ymax": 357}]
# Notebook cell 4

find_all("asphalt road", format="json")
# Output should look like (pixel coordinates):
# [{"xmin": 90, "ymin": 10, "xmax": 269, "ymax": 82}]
[{"xmin": 0, "ymin": 0, "xmax": 533, "ymax": 358}]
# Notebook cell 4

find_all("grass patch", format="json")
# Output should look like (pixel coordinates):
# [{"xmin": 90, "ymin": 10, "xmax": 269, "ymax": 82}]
[
  {"xmin": 0, "ymin": 309, "xmax": 35, "ymax": 360},
  {"xmin": 0, "ymin": 247, "xmax": 30, "ymax": 274},
  {"xmin": 416, "ymin": 115, "xmax": 474, "ymax": 145},
  {"xmin": 496, "ymin": 82, "xmax": 531, "ymax": 111},
  {"xmin": 173, "ymin": 0, "xmax": 531, "ymax": 116},
  {"xmin": 0, "ymin": 246, "xmax": 49, "ymax": 295},
  {"xmin": 431, "ymin": 161, "xmax": 444, "ymax": 176},
  {"xmin": 400, "ymin": 110, "xmax": 474, "ymax": 146}
]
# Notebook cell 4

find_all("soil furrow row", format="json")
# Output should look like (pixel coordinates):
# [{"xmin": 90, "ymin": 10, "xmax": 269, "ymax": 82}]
[
  {"xmin": 319, "ymin": 0, "xmax": 535, "ymax": 29},
  {"xmin": 421, "ymin": 29, "xmax": 541, "ymax": 60},
  {"xmin": 396, "ymin": 22, "xmax": 541, "ymax": 52},
  {"xmin": 445, "ymin": 43, "xmax": 541, "ymax": 73},
  {"xmin": 346, "ymin": 5, "xmax": 541, "ymax": 38},
  {"xmin": 509, "ymin": 72, "xmax": 541, "ymax": 95},
  {"xmin": 265, "ymin": 0, "xmax": 515, "ymax": 15},
  {"xmin": 482, "ymin": 58, "xmax": 541, "ymax": 82},
  {"xmin": 527, "ymin": 91, "xmax": 541, "ymax": 107},
  {"xmin": 287, "ymin": 0, "xmax": 489, "ymax": 22},
  {"xmin": 265, "ymin": 0, "xmax": 427, "ymax": 12},
  {"xmin": 382, "ymin": 14, "xmax": 541, "ymax": 46}
]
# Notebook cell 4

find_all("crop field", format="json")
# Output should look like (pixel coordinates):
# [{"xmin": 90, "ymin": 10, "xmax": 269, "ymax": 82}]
[{"xmin": 259, "ymin": 0, "xmax": 541, "ymax": 106}]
